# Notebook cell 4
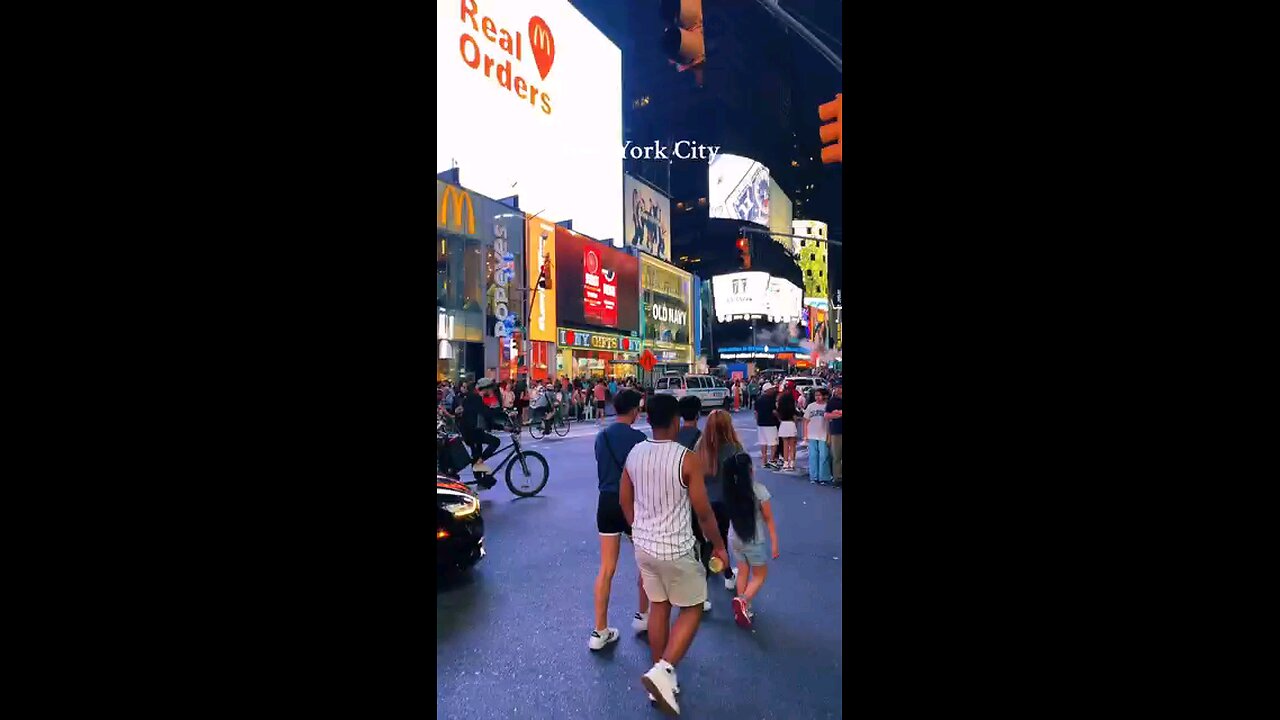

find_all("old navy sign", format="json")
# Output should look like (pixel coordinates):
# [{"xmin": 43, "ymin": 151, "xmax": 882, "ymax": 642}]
[{"xmin": 649, "ymin": 300, "xmax": 687, "ymax": 326}]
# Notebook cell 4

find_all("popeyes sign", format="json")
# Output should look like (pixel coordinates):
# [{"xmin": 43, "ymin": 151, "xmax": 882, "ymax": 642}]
[{"xmin": 456, "ymin": 0, "xmax": 556, "ymax": 116}]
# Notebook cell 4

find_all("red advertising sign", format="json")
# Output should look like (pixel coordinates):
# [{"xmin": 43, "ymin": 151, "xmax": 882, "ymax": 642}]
[
  {"xmin": 638, "ymin": 349, "xmax": 657, "ymax": 372},
  {"xmin": 583, "ymin": 245, "xmax": 619, "ymax": 327},
  {"xmin": 555, "ymin": 227, "xmax": 638, "ymax": 333}
]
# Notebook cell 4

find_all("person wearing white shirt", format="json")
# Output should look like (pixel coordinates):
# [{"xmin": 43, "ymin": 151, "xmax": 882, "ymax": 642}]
[{"xmin": 804, "ymin": 388, "xmax": 832, "ymax": 485}]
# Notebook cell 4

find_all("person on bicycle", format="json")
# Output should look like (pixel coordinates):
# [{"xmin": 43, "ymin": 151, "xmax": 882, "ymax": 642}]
[
  {"xmin": 528, "ymin": 380, "xmax": 553, "ymax": 433},
  {"xmin": 461, "ymin": 378, "xmax": 506, "ymax": 473}
]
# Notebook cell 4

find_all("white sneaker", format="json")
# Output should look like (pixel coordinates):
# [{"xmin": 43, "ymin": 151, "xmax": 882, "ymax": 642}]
[
  {"xmin": 724, "ymin": 571, "xmax": 737, "ymax": 590},
  {"xmin": 642, "ymin": 663, "xmax": 680, "ymax": 715},
  {"xmin": 631, "ymin": 612, "xmax": 648, "ymax": 634},
  {"xmin": 471, "ymin": 461, "xmax": 493, "ymax": 474},
  {"xmin": 588, "ymin": 627, "xmax": 619, "ymax": 651},
  {"xmin": 649, "ymin": 684, "xmax": 681, "ymax": 703}
]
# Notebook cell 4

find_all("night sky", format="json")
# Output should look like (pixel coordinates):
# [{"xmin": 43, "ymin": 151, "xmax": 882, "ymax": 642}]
[{"xmin": 569, "ymin": 0, "xmax": 843, "ymax": 296}]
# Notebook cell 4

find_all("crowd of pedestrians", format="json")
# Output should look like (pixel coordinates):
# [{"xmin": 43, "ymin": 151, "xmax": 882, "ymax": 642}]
[
  {"xmin": 589, "ymin": 377, "xmax": 824, "ymax": 716},
  {"xmin": 592, "ymin": 390, "xmax": 738, "ymax": 715},
  {"xmin": 745, "ymin": 376, "xmax": 843, "ymax": 487}
]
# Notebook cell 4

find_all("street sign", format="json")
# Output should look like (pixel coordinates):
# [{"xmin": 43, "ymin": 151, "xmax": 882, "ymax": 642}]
[{"xmin": 638, "ymin": 349, "xmax": 658, "ymax": 372}]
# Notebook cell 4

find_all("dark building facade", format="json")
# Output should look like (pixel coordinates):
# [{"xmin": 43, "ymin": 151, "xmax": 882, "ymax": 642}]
[{"xmin": 570, "ymin": 0, "xmax": 843, "ymax": 357}]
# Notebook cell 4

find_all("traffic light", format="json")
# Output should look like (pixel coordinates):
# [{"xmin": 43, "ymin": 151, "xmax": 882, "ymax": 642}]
[
  {"xmin": 736, "ymin": 236, "xmax": 752, "ymax": 269},
  {"xmin": 660, "ymin": 0, "xmax": 705, "ymax": 70},
  {"xmin": 819, "ymin": 93, "xmax": 842, "ymax": 164}
]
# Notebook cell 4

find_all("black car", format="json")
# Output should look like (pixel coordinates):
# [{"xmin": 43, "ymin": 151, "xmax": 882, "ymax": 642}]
[{"xmin": 437, "ymin": 475, "xmax": 484, "ymax": 573}]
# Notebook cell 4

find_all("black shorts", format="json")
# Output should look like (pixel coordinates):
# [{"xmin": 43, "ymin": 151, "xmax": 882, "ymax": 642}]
[
  {"xmin": 597, "ymin": 492, "xmax": 631, "ymax": 536},
  {"xmin": 594, "ymin": 400, "xmax": 606, "ymax": 409}
]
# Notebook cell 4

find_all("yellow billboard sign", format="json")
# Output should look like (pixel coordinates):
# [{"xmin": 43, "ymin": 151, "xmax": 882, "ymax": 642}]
[{"xmin": 527, "ymin": 217, "xmax": 558, "ymax": 342}]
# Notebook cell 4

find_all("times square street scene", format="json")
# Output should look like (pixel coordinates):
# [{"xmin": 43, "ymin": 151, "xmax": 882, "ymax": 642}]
[{"xmin": 437, "ymin": 1, "xmax": 843, "ymax": 717}]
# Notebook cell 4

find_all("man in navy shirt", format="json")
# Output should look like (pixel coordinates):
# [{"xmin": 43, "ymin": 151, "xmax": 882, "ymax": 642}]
[
  {"xmin": 755, "ymin": 383, "xmax": 781, "ymax": 470},
  {"xmin": 825, "ymin": 383, "xmax": 843, "ymax": 486},
  {"xmin": 590, "ymin": 389, "xmax": 652, "ymax": 650}
]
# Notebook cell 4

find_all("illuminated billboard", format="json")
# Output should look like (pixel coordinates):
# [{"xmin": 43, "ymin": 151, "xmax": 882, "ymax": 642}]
[
  {"xmin": 712, "ymin": 271, "xmax": 771, "ymax": 321},
  {"xmin": 526, "ymin": 216, "xmax": 558, "ymax": 342},
  {"xmin": 766, "ymin": 278, "xmax": 803, "ymax": 322},
  {"xmin": 624, "ymin": 174, "xmax": 671, "ymax": 261},
  {"xmin": 436, "ymin": 0, "xmax": 623, "ymax": 245},
  {"xmin": 555, "ymin": 227, "xmax": 640, "ymax": 334},
  {"xmin": 708, "ymin": 154, "xmax": 770, "ymax": 226},
  {"xmin": 711, "ymin": 272, "xmax": 802, "ymax": 323},
  {"xmin": 768, "ymin": 179, "xmax": 793, "ymax": 250}
]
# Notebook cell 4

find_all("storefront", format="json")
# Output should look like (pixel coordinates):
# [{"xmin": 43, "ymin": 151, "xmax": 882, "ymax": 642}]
[
  {"xmin": 437, "ymin": 179, "xmax": 525, "ymax": 383},
  {"xmin": 550, "ymin": 224, "xmax": 643, "ymax": 381},
  {"xmin": 640, "ymin": 254, "xmax": 695, "ymax": 369},
  {"xmin": 555, "ymin": 327, "xmax": 642, "ymax": 380}
]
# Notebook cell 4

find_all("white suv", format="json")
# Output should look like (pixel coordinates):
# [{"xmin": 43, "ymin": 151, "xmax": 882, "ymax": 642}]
[{"xmin": 655, "ymin": 374, "xmax": 730, "ymax": 411}]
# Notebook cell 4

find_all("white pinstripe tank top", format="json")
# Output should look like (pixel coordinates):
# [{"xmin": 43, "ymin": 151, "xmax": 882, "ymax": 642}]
[{"xmin": 625, "ymin": 439, "xmax": 694, "ymax": 560}]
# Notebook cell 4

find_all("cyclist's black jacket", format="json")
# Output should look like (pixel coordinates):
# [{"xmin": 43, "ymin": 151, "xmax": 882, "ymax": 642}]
[{"xmin": 459, "ymin": 391, "xmax": 507, "ymax": 437}]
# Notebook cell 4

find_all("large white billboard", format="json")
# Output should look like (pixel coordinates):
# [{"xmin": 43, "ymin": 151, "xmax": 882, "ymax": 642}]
[
  {"xmin": 712, "ymin": 272, "xmax": 802, "ymax": 322},
  {"xmin": 624, "ymin": 174, "xmax": 671, "ymax": 261},
  {"xmin": 712, "ymin": 271, "xmax": 770, "ymax": 321},
  {"xmin": 709, "ymin": 154, "xmax": 771, "ymax": 226},
  {"xmin": 436, "ymin": 0, "xmax": 623, "ymax": 245},
  {"xmin": 766, "ymin": 278, "xmax": 803, "ymax": 322}
]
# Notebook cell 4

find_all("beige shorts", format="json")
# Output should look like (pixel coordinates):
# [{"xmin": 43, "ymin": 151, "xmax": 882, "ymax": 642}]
[{"xmin": 635, "ymin": 545, "xmax": 707, "ymax": 608}]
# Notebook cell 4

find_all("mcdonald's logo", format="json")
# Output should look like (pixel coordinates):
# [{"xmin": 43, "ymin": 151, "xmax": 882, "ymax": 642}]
[
  {"xmin": 528, "ymin": 16, "xmax": 555, "ymax": 81},
  {"xmin": 439, "ymin": 185, "xmax": 476, "ymax": 235}
]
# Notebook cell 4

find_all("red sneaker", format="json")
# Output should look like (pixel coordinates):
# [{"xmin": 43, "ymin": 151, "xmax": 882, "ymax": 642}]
[{"xmin": 732, "ymin": 596, "xmax": 753, "ymax": 629}]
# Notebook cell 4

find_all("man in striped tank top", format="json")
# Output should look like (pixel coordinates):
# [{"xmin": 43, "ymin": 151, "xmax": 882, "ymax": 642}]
[{"xmin": 621, "ymin": 394, "xmax": 729, "ymax": 716}]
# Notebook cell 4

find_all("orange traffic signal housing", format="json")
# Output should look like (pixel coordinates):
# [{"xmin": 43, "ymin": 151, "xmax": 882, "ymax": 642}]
[
  {"xmin": 737, "ymin": 236, "xmax": 752, "ymax": 269},
  {"xmin": 819, "ymin": 93, "xmax": 842, "ymax": 164}
]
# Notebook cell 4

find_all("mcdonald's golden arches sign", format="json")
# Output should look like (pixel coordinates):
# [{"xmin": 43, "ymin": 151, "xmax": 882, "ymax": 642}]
[{"xmin": 436, "ymin": 181, "xmax": 476, "ymax": 236}]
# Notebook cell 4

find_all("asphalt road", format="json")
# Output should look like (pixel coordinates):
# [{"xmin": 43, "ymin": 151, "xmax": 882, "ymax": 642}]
[{"xmin": 437, "ymin": 409, "xmax": 843, "ymax": 719}]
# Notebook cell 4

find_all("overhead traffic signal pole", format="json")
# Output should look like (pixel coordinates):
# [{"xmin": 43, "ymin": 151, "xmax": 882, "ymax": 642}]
[
  {"xmin": 753, "ymin": 0, "xmax": 842, "ymax": 74},
  {"xmin": 738, "ymin": 226, "xmax": 843, "ymax": 247}
]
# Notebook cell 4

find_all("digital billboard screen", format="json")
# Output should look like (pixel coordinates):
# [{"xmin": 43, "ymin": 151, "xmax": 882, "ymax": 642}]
[
  {"xmin": 712, "ymin": 272, "xmax": 802, "ymax": 323},
  {"xmin": 766, "ymin": 278, "xmax": 803, "ymax": 322},
  {"xmin": 712, "ymin": 271, "xmax": 771, "ymax": 321},
  {"xmin": 555, "ymin": 227, "xmax": 640, "ymax": 333},
  {"xmin": 436, "ymin": 0, "xmax": 623, "ymax": 245},
  {"xmin": 624, "ymin": 174, "xmax": 672, "ymax": 261},
  {"xmin": 709, "ymin": 154, "xmax": 771, "ymax": 226}
]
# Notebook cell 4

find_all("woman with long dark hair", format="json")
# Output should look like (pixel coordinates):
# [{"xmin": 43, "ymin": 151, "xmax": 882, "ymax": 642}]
[
  {"xmin": 693, "ymin": 411, "xmax": 744, "ymax": 594},
  {"xmin": 722, "ymin": 453, "xmax": 779, "ymax": 629}
]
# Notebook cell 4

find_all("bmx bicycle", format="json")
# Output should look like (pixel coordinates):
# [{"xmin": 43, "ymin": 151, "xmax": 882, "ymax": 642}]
[{"xmin": 439, "ymin": 410, "xmax": 550, "ymax": 497}]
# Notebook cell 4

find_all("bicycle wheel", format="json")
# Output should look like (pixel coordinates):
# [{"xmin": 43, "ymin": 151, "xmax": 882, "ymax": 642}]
[
  {"xmin": 528, "ymin": 417, "xmax": 545, "ymax": 440},
  {"xmin": 506, "ymin": 450, "xmax": 549, "ymax": 496},
  {"xmin": 554, "ymin": 415, "xmax": 570, "ymax": 437}
]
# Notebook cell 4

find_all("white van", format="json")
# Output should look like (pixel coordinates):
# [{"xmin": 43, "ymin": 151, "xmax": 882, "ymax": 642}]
[{"xmin": 655, "ymin": 374, "xmax": 730, "ymax": 411}]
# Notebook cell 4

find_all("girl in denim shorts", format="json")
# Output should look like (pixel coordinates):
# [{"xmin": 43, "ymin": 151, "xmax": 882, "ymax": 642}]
[{"xmin": 723, "ymin": 455, "xmax": 780, "ymax": 629}]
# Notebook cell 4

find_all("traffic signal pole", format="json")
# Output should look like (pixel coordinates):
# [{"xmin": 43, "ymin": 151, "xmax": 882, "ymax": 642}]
[
  {"xmin": 753, "ymin": 0, "xmax": 841, "ymax": 74},
  {"xmin": 739, "ymin": 226, "xmax": 843, "ymax": 246}
]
